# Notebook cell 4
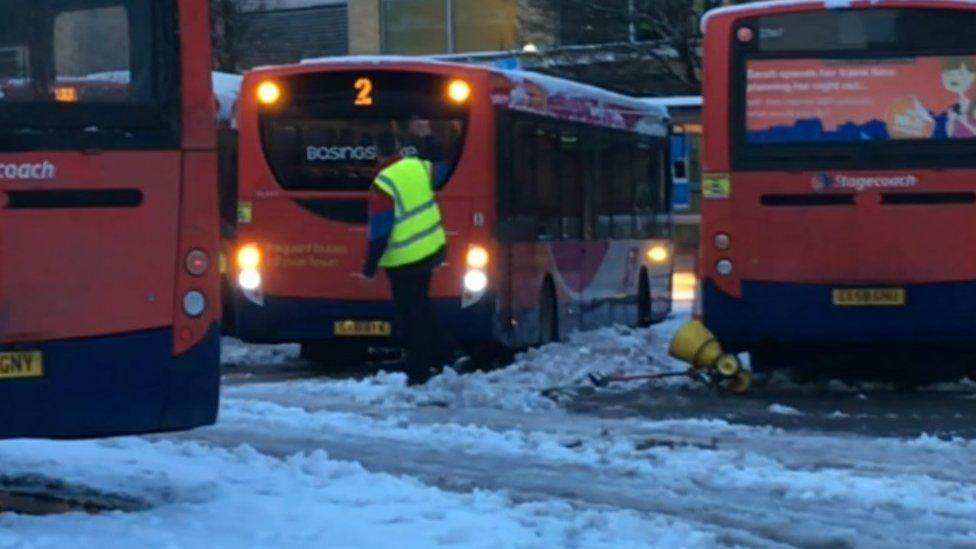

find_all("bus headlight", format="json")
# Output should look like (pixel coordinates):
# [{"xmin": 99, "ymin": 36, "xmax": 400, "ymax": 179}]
[
  {"xmin": 463, "ymin": 270, "xmax": 488, "ymax": 293},
  {"xmin": 183, "ymin": 291, "xmax": 207, "ymax": 318},
  {"xmin": 466, "ymin": 245, "xmax": 490, "ymax": 269},
  {"xmin": 256, "ymin": 81, "xmax": 281, "ymax": 105},
  {"xmin": 647, "ymin": 245, "xmax": 669, "ymax": 264},
  {"xmin": 238, "ymin": 270, "xmax": 262, "ymax": 291},
  {"xmin": 716, "ymin": 259, "xmax": 734, "ymax": 276},
  {"xmin": 237, "ymin": 244, "xmax": 262, "ymax": 270},
  {"xmin": 447, "ymin": 79, "xmax": 471, "ymax": 104}
]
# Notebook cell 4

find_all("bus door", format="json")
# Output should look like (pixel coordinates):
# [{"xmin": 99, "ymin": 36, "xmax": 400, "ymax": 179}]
[{"xmin": 582, "ymin": 135, "xmax": 615, "ymax": 329}]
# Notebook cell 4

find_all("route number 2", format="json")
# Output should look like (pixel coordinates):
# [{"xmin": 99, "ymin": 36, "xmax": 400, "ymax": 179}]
[{"xmin": 354, "ymin": 78, "xmax": 374, "ymax": 107}]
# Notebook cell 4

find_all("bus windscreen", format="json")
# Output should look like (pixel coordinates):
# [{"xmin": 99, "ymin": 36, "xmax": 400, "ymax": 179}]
[
  {"xmin": 259, "ymin": 71, "xmax": 469, "ymax": 192},
  {"xmin": 746, "ymin": 55, "xmax": 976, "ymax": 143}
]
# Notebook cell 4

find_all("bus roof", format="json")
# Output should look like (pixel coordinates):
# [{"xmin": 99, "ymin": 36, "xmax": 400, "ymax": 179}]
[
  {"xmin": 251, "ymin": 56, "xmax": 669, "ymax": 137},
  {"xmin": 642, "ymin": 96, "xmax": 702, "ymax": 109},
  {"xmin": 703, "ymin": 0, "xmax": 976, "ymax": 31}
]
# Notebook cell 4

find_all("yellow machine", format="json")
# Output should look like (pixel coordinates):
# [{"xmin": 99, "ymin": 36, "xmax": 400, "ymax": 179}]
[{"xmin": 669, "ymin": 320, "xmax": 751, "ymax": 393}]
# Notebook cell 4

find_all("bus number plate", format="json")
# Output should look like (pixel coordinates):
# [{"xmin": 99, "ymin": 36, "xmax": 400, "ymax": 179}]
[
  {"xmin": 0, "ymin": 351, "xmax": 44, "ymax": 380},
  {"xmin": 334, "ymin": 321, "xmax": 391, "ymax": 337},
  {"xmin": 832, "ymin": 289, "xmax": 905, "ymax": 307}
]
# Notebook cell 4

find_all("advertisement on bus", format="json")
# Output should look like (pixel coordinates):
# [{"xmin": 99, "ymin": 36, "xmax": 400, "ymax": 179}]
[{"xmin": 746, "ymin": 55, "xmax": 976, "ymax": 142}]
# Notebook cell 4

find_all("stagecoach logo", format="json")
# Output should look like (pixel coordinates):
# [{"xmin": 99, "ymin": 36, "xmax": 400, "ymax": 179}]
[
  {"xmin": 811, "ymin": 173, "xmax": 919, "ymax": 193},
  {"xmin": 0, "ymin": 161, "xmax": 56, "ymax": 180},
  {"xmin": 811, "ymin": 173, "xmax": 833, "ymax": 192}
]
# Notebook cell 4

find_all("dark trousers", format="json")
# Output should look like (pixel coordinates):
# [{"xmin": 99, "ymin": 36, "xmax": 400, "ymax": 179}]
[{"xmin": 386, "ymin": 250, "xmax": 453, "ymax": 382}]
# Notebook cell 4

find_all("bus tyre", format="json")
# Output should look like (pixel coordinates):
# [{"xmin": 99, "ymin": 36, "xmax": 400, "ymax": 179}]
[
  {"xmin": 300, "ymin": 342, "xmax": 370, "ymax": 369},
  {"xmin": 539, "ymin": 281, "xmax": 559, "ymax": 346},
  {"xmin": 637, "ymin": 271, "xmax": 653, "ymax": 328}
]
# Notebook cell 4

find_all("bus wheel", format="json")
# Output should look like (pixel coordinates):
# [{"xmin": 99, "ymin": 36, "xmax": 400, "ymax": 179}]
[
  {"xmin": 539, "ymin": 281, "xmax": 559, "ymax": 346},
  {"xmin": 637, "ymin": 270, "xmax": 653, "ymax": 328},
  {"xmin": 301, "ymin": 342, "xmax": 370, "ymax": 369}
]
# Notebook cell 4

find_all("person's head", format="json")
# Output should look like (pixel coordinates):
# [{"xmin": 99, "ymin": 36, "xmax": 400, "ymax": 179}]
[
  {"xmin": 941, "ymin": 57, "xmax": 976, "ymax": 95},
  {"xmin": 374, "ymin": 131, "xmax": 399, "ymax": 162}
]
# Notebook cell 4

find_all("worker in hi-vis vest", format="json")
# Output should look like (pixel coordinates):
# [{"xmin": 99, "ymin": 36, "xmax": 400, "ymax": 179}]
[{"xmin": 361, "ymin": 119, "xmax": 456, "ymax": 385}]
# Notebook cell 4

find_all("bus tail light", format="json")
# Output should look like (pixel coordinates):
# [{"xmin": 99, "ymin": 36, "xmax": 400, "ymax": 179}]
[
  {"xmin": 714, "ymin": 233, "xmax": 731, "ymax": 251},
  {"xmin": 186, "ymin": 249, "xmax": 210, "ymax": 276},
  {"xmin": 716, "ymin": 259, "xmax": 734, "ymax": 276},
  {"xmin": 183, "ymin": 291, "xmax": 207, "ymax": 317}
]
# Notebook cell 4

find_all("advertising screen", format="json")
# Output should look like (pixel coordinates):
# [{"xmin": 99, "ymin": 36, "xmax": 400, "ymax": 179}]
[{"xmin": 746, "ymin": 55, "xmax": 976, "ymax": 143}]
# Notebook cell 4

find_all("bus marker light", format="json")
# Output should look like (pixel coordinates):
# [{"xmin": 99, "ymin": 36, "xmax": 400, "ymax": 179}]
[
  {"xmin": 183, "ymin": 291, "xmax": 207, "ymax": 318},
  {"xmin": 237, "ymin": 244, "xmax": 262, "ymax": 270},
  {"xmin": 256, "ymin": 81, "xmax": 282, "ymax": 105},
  {"xmin": 716, "ymin": 259, "xmax": 734, "ymax": 276},
  {"xmin": 714, "ymin": 233, "xmax": 731, "ymax": 251},
  {"xmin": 736, "ymin": 27, "xmax": 754, "ymax": 43},
  {"xmin": 466, "ymin": 246, "xmax": 490, "ymax": 269},
  {"xmin": 239, "ymin": 270, "xmax": 262, "ymax": 291},
  {"xmin": 463, "ymin": 270, "xmax": 488, "ymax": 293},
  {"xmin": 447, "ymin": 79, "xmax": 471, "ymax": 104},
  {"xmin": 186, "ymin": 249, "xmax": 210, "ymax": 276},
  {"xmin": 647, "ymin": 245, "xmax": 669, "ymax": 264},
  {"xmin": 54, "ymin": 86, "xmax": 78, "ymax": 103}
]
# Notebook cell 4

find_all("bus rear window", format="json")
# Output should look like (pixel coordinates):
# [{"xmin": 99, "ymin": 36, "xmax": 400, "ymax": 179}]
[
  {"xmin": 746, "ymin": 55, "xmax": 976, "ymax": 143},
  {"xmin": 259, "ymin": 71, "xmax": 469, "ymax": 192},
  {"xmin": 733, "ymin": 8, "xmax": 976, "ymax": 167}
]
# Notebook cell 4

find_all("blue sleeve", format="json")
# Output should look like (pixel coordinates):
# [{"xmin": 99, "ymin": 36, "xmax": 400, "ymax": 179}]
[{"xmin": 433, "ymin": 161, "xmax": 450, "ymax": 191}]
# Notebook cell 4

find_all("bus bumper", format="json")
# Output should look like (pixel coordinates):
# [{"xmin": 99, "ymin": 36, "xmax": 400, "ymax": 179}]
[
  {"xmin": 702, "ymin": 280, "xmax": 976, "ymax": 350},
  {"xmin": 233, "ymin": 294, "xmax": 497, "ymax": 345},
  {"xmin": 0, "ymin": 326, "xmax": 220, "ymax": 440}
]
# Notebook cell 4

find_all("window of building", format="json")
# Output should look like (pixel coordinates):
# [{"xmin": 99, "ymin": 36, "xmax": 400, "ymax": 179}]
[{"xmin": 382, "ymin": 0, "xmax": 517, "ymax": 54}]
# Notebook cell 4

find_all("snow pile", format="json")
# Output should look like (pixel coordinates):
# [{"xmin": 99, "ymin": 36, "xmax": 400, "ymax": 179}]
[
  {"xmin": 221, "ymin": 337, "xmax": 299, "ymax": 368},
  {"xmin": 767, "ymin": 403, "xmax": 804, "ymax": 416},
  {"xmin": 229, "ymin": 313, "xmax": 693, "ymax": 412},
  {"xmin": 0, "ymin": 438, "xmax": 715, "ymax": 548}
]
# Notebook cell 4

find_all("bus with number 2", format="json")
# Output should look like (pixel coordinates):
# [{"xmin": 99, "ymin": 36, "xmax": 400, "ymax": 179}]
[
  {"xmin": 0, "ymin": 0, "xmax": 221, "ymax": 438},
  {"xmin": 231, "ymin": 58, "xmax": 674, "ymax": 364},
  {"xmin": 700, "ymin": 0, "xmax": 976, "ymax": 372}
]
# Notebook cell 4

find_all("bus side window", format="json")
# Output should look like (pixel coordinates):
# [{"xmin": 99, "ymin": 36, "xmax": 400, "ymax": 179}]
[
  {"xmin": 612, "ymin": 139, "xmax": 635, "ymax": 238},
  {"xmin": 594, "ymin": 135, "xmax": 614, "ymax": 240},
  {"xmin": 558, "ymin": 130, "xmax": 582, "ymax": 240},
  {"xmin": 535, "ymin": 128, "xmax": 560, "ymax": 240},
  {"xmin": 513, "ymin": 122, "xmax": 536, "ymax": 236},
  {"xmin": 634, "ymin": 141, "xmax": 655, "ymax": 238}
]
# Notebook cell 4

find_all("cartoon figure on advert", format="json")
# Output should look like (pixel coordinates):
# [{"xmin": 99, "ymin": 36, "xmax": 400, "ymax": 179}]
[{"xmin": 942, "ymin": 56, "xmax": 976, "ymax": 138}]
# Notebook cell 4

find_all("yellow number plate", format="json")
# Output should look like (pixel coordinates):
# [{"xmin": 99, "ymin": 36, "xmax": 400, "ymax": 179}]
[
  {"xmin": 334, "ymin": 321, "xmax": 392, "ymax": 337},
  {"xmin": 0, "ymin": 351, "xmax": 44, "ymax": 380},
  {"xmin": 832, "ymin": 288, "xmax": 906, "ymax": 307}
]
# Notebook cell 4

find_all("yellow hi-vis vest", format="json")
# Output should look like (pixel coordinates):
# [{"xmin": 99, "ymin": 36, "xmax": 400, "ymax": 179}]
[{"xmin": 374, "ymin": 157, "xmax": 447, "ymax": 268}]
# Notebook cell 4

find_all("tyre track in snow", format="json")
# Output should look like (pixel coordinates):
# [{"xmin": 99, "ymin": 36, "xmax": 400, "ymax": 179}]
[{"xmin": 176, "ymin": 395, "xmax": 976, "ymax": 548}]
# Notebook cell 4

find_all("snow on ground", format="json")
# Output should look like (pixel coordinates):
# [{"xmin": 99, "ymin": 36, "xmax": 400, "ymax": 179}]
[
  {"xmin": 0, "ymin": 438, "xmax": 714, "ymax": 549},
  {"xmin": 227, "ymin": 311, "xmax": 694, "ymax": 413},
  {"xmin": 221, "ymin": 337, "xmax": 299, "ymax": 368}
]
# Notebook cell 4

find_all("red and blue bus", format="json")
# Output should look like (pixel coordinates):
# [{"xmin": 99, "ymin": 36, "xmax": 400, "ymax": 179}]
[
  {"xmin": 700, "ymin": 0, "xmax": 976, "ymax": 371},
  {"xmin": 232, "ymin": 58, "xmax": 674, "ymax": 363},
  {"xmin": 0, "ymin": 0, "xmax": 221, "ymax": 438}
]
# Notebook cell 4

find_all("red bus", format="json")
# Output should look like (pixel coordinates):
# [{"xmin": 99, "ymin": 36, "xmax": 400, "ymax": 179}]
[
  {"xmin": 232, "ymin": 58, "xmax": 674, "ymax": 363},
  {"xmin": 0, "ymin": 0, "xmax": 221, "ymax": 438},
  {"xmin": 700, "ymin": 0, "xmax": 976, "ymax": 370}
]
